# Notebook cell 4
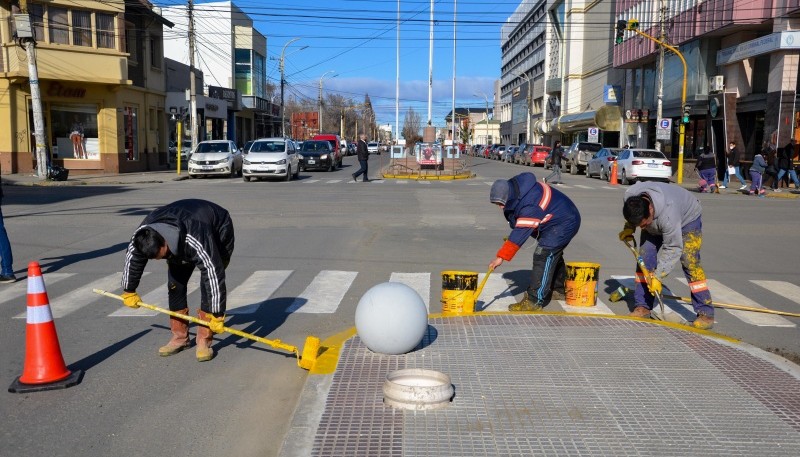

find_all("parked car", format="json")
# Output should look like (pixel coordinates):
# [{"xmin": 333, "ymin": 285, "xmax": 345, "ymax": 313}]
[
  {"xmin": 242, "ymin": 137, "xmax": 300, "ymax": 182},
  {"xmin": 513, "ymin": 144, "xmax": 528, "ymax": 164},
  {"xmin": 565, "ymin": 141, "xmax": 603, "ymax": 175},
  {"xmin": 187, "ymin": 140, "xmax": 243, "ymax": 178},
  {"xmin": 169, "ymin": 141, "xmax": 192, "ymax": 162},
  {"xmin": 347, "ymin": 142, "xmax": 357, "ymax": 156},
  {"xmin": 299, "ymin": 140, "xmax": 339, "ymax": 171},
  {"xmin": 367, "ymin": 142, "xmax": 380, "ymax": 155},
  {"xmin": 613, "ymin": 148, "xmax": 672, "ymax": 184},
  {"xmin": 503, "ymin": 146, "xmax": 518, "ymax": 163},
  {"xmin": 310, "ymin": 134, "xmax": 344, "ymax": 168},
  {"xmin": 528, "ymin": 145, "xmax": 552, "ymax": 167},
  {"xmin": 379, "ymin": 143, "xmax": 390, "ymax": 154},
  {"xmin": 586, "ymin": 147, "xmax": 623, "ymax": 181},
  {"xmin": 490, "ymin": 144, "xmax": 506, "ymax": 160},
  {"xmin": 242, "ymin": 140, "xmax": 255, "ymax": 154}
]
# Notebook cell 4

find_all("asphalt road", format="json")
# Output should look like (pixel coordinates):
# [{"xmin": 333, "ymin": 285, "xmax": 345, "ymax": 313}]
[{"xmin": 2, "ymin": 154, "xmax": 799, "ymax": 456}]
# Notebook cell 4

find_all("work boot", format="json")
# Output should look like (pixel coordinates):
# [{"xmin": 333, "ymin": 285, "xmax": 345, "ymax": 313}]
[
  {"xmin": 196, "ymin": 310, "xmax": 216, "ymax": 362},
  {"xmin": 550, "ymin": 289, "xmax": 566, "ymax": 301},
  {"xmin": 629, "ymin": 306, "xmax": 652, "ymax": 319},
  {"xmin": 508, "ymin": 293, "xmax": 543, "ymax": 312},
  {"xmin": 159, "ymin": 308, "xmax": 190, "ymax": 356},
  {"xmin": 693, "ymin": 314, "xmax": 715, "ymax": 330}
]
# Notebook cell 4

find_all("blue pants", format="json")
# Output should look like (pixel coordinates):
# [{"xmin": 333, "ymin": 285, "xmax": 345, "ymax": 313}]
[
  {"xmin": 353, "ymin": 159, "xmax": 368, "ymax": 181},
  {"xmin": 776, "ymin": 169, "xmax": 800, "ymax": 188},
  {"xmin": 698, "ymin": 168, "xmax": 717, "ymax": 191},
  {"xmin": 634, "ymin": 216, "xmax": 714, "ymax": 317},
  {"xmin": 528, "ymin": 245, "xmax": 566, "ymax": 304},
  {"xmin": 722, "ymin": 165, "xmax": 747, "ymax": 187},
  {"xmin": 0, "ymin": 205, "xmax": 13, "ymax": 276}
]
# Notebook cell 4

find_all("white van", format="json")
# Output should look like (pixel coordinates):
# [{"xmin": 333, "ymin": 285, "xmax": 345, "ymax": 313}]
[{"xmin": 242, "ymin": 137, "xmax": 300, "ymax": 182}]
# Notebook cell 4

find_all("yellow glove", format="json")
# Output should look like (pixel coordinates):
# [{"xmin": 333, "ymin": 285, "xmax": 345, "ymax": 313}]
[
  {"xmin": 207, "ymin": 314, "xmax": 226, "ymax": 334},
  {"xmin": 647, "ymin": 276, "xmax": 662, "ymax": 295},
  {"xmin": 121, "ymin": 291, "xmax": 141, "ymax": 309},
  {"xmin": 618, "ymin": 223, "xmax": 635, "ymax": 242}
]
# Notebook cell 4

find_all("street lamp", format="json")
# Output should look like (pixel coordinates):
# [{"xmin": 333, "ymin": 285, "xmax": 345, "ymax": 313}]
[
  {"xmin": 275, "ymin": 38, "xmax": 307, "ymax": 137},
  {"xmin": 511, "ymin": 70, "xmax": 532, "ymax": 144},
  {"xmin": 318, "ymin": 70, "xmax": 337, "ymax": 135},
  {"xmin": 475, "ymin": 91, "xmax": 491, "ymax": 145}
]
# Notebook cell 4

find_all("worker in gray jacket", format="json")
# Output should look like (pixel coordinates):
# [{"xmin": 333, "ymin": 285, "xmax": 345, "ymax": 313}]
[{"xmin": 618, "ymin": 182, "xmax": 715, "ymax": 329}]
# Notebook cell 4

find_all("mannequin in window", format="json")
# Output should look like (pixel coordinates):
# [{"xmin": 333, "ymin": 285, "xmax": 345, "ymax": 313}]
[{"xmin": 70, "ymin": 116, "xmax": 86, "ymax": 159}]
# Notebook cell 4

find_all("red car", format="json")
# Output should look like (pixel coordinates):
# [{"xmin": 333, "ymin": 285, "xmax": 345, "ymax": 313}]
[{"xmin": 527, "ymin": 145, "xmax": 552, "ymax": 167}]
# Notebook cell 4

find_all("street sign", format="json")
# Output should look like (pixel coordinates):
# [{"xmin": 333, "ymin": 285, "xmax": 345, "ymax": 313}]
[
  {"xmin": 588, "ymin": 127, "xmax": 599, "ymax": 143},
  {"xmin": 656, "ymin": 118, "xmax": 672, "ymax": 140}
]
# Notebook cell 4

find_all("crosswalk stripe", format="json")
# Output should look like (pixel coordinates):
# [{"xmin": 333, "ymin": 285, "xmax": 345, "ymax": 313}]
[
  {"xmin": 573, "ymin": 185, "xmax": 593, "ymax": 189},
  {"xmin": 677, "ymin": 278, "xmax": 795, "ymax": 327},
  {"xmin": 303, "ymin": 179, "xmax": 320, "ymax": 183},
  {"xmin": 326, "ymin": 180, "xmax": 342, "ymax": 184},
  {"xmin": 397, "ymin": 180, "xmax": 409, "ymax": 184},
  {"xmin": 477, "ymin": 273, "xmax": 517, "ymax": 312},
  {"xmin": 227, "ymin": 270, "xmax": 293, "ymax": 314},
  {"xmin": 389, "ymin": 272, "xmax": 431, "ymax": 311},
  {"xmin": 558, "ymin": 298, "xmax": 614, "ymax": 315},
  {"xmin": 16, "ymin": 272, "xmax": 130, "ymax": 319},
  {"xmin": 610, "ymin": 275, "xmax": 695, "ymax": 322},
  {"xmin": 0, "ymin": 273, "xmax": 73, "ymax": 309},
  {"xmin": 285, "ymin": 270, "xmax": 358, "ymax": 313},
  {"xmin": 751, "ymin": 280, "xmax": 800, "ymax": 307},
  {"xmin": 419, "ymin": 181, "xmax": 431, "ymax": 185},
  {"xmin": 109, "ymin": 275, "xmax": 199, "ymax": 317}
]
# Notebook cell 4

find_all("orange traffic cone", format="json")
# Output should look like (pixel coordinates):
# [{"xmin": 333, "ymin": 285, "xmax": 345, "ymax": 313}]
[
  {"xmin": 609, "ymin": 161, "xmax": 619, "ymax": 186},
  {"xmin": 8, "ymin": 261, "xmax": 82, "ymax": 393}
]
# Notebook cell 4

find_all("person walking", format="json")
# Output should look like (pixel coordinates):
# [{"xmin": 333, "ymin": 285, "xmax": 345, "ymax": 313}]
[
  {"xmin": 748, "ymin": 149, "xmax": 768, "ymax": 196},
  {"xmin": 775, "ymin": 139, "xmax": 800, "ymax": 190},
  {"xmin": 619, "ymin": 182, "xmax": 715, "ymax": 329},
  {"xmin": 120, "ymin": 199, "xmax": 235, "ymax": 362},
  {"xmin": 488, "ymin": 172, "xmax": 581, "ymax": 311},
  {"xmin": 721, "ymin": 141, "xmax": 747, "ymax": 190},
  {"xmin": 544, "ymin": 140, "xmax": 564, "ymax": 184},
  {"xmin": 0, "ymin": 176, "xmax": 15, "ymax": 283},
  {"xmin": 764, "ymin": 146, "xmax": 780, "ymax": 191},
  {"xmin": 695, "ymin": 148, "xmax": 717, "ymax": 193},
  {"xmin": 352, "ymin": 133, "xmax": 370, "ymax": 182}
]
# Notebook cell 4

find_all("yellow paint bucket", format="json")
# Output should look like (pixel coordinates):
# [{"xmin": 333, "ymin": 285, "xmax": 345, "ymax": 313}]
[
  {"xmin": 441, "ymin": 271, "xmax": 478, "ymax": 315},
  {"xmin": 565, "ymin": 262, "xmax": 600, "ymax": 307}
]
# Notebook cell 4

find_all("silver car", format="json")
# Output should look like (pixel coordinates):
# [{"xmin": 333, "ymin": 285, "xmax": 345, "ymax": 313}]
[
  {"xmin": 188, "ymin": 140, "xmax": 243, "ymax": 178},
  {"xmin": 586, "ymin": 147, "xmax": 623, "ymax": 181},
  {"xmin": 242, "ymin": 137, "xmax": 301, "ymax": 182}
]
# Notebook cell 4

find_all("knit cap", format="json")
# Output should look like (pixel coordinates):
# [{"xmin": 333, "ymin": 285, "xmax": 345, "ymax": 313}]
[{"xmin": 489, "ymin": 180, "xmax": 510, "ymax": 205}]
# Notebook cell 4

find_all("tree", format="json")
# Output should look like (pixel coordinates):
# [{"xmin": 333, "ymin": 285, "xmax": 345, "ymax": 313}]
[
  {"xmin": 459, "ymin": 117, "xmax": 472, "ymax": 146},
  {"xmin": 362, "ymin": 94, "xmax": 375, "ymax": 138},
  {"xmin": 402, "ymin": 108, "xmax": 422, "ymax": 151}
]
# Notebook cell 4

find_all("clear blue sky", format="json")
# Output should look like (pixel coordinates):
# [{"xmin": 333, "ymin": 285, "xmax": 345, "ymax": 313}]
[{"xmin": 160, "ymin": 0, "xmax": 521, "ymax": 130}]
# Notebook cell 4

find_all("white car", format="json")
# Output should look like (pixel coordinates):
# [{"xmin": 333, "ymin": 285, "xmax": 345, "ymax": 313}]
[
  {"xmin": 367, "ymin": 142, "xmax": 380, "ymax": 155},
  {"xmin": 613, "ymin": 148, "xmax": 672, "ymax": 184},
  {"xmin": 188, "ymin": 140, "xmax": 243, "ymax": 178},
  {"xmin": 242, "ymin": 137, "xmax": 300, "ymax": 182}
]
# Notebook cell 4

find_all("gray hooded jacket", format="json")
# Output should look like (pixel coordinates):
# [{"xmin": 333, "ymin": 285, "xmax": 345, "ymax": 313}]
[{"xmin": 623, "ymin": 182, "xmax": 702, "ymax": 278}]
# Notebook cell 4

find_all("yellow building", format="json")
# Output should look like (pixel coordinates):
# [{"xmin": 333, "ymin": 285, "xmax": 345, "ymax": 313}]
[{"xmin": 0, "ymin": 0, "xmax": 172, "ymax": 175}]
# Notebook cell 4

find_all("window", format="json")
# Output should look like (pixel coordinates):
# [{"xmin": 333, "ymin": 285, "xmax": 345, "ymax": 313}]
[
  {"xmin": 96, "ymin": 13, "xmax": 115, "ymax": 49},
  {"xmin": 126, "ymin": 25, "xmax": 138, "ymax": 63},
  {"xmin": 29, "ymin": 4, "xmax": 44, "ymax": 42},
  {"xmin": 149, "ymin": 35, "xmax": 162, "ymax": 69},
  {"xmin": 234, "ymin": 48, "xmax": 252, "ymax": 95},
  {"xmin": 49, "ymin": 7, "xmax": 69, "ymax": 44},
  {"xmin": 72, "ymin": 10, "xmax": 92, "ymax": 47}
]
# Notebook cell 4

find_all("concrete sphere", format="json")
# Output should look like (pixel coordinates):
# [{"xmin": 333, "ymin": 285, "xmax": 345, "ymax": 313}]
[{"xmin": 355, "ymin": 282, "xmax": 428, "ymax": 355}]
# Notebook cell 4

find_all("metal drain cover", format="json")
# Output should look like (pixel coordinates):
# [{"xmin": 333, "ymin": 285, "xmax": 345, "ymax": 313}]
[{"xmin": 383, "ymin": 368, "xmax": 454, "ymax": 410}]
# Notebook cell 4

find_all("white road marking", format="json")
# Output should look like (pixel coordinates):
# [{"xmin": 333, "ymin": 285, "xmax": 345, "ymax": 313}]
[
  {"xmin": 286, "ymin": 270, "xmax": 358, "ymax": 313},
  {"xmin": 476, "ymin": 273, "xmax": 517, "ymax": 312},
  {"xmin": 303, "ymin": 179, "xmax": 320, "ymax": 184},
  {"xmin": 326, "ymin": 180, "xmax": 342, "ymax": 184},
  {"xmin": 0, "ymin": 273, "xmax": 73, "ymax": 309},
  {"xmin": 109, "ymin": 275, "xmax": 199, "ymax": 317},
  {"xmin": 750, "ymin": 280, "xmax": 800, "ymax": 308},
  {"xmin": 227, "ymin": 270, "xmax": 293, "ymax": 314},
  {"xmin": 389, "ymin": 272, "xmax": 431, "ymax": 311},
  {"xmin": 677, "ymin": 278, "xmax": 795, "ymax": 327},
  {"xmin": 610, "ymin": 275, "xmax": 694, "ymax": 321},
  {"xmin": 16, "ymin": 272, "xmax": 136, "ymax": 319}
]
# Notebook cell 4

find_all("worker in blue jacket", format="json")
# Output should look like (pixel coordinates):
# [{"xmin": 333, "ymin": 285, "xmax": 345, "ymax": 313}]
[{"xmin": 489, "ymin": 172, "xmax": 582, "ymax": 311}]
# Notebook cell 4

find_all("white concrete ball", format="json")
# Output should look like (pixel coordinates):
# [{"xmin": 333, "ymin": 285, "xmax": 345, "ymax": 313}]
[{"xmin": 355, "ymin": 282, "xmax": 428, "ymax": 355}]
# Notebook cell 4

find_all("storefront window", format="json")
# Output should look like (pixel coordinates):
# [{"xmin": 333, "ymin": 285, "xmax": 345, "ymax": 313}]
[
  {"xmin": 50, "ymin": 104, "xmax": 99, "ymax": 159},
  {"xmin": 123, "ymin": 107, "xmax": 139, "ymax": 160}
]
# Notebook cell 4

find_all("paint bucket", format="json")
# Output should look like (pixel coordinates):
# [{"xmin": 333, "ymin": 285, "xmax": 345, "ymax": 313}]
[
  {"xmin": 441, "ymin": 271, "xmax": 478, "ymax": 315},
  {"xmin": 565, "ymin": 262, "xmax": 600, "ymax": 307}
]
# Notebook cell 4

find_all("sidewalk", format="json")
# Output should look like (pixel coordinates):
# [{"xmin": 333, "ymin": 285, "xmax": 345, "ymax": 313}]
[
  {"xmin": 280, "ymin": 313, "xmax": 800, "ymax": 456},
  {"xmin": 1, "ymin": 170, "xmax": 187, "ymax": 186}
]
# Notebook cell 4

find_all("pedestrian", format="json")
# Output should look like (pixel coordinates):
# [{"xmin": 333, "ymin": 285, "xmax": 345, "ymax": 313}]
[
  {"xmin": 748, "ymin": 149, "xmax": 768, "ymax": 196},
  {"xmin": 721, "ymin": 141, "xmax": 747, "ymax": 190},
  {"xmin": 488, "ymin": 172, "xmax": 581, "ymax": 311},
  {"xmin": 764, "ymin": 146, "xmax": 779, "ymax": 191},
  {"xmin": 775, "ymin": 139, "xmax": 800, "ymax": 190},
  {"xmin": 0, "ymin": 176, "xmax": 15, "ymax": 283},
  {"xmin": 695, "ymin": 148, "xmax": 717, "ymax": 193},
  {"xmin": 352, "ymin": 133, "xmax": 370, "ymax": 182},
  {"xmin": 619, "ymin": 182, "xmax": 715, "ymax": 329},
  {"xmin": 120, "ymin": 199, "xmax": 235, "ymax": 362},
  {"xmin": 544, "ymin": 140, "xmax": 564, "ymax": 184}
]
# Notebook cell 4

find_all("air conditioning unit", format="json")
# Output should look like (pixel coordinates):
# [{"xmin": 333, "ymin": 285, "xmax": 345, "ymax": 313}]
[{"xmin": 709, "ymin": 75, "xmax": 724, "ymax": 93}]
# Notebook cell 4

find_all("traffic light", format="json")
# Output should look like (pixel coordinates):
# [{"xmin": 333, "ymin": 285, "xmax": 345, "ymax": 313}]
[
  {"xmin": 627, "ymin": 19, "xmax": 639, "ymax": 31},
  {"xmin": 615, "ymin": 20, "xmax": 626, "ymax": 45},
  {"xmin": 682, "ymin": 105, "xmax": 691, "ymax": 124}
]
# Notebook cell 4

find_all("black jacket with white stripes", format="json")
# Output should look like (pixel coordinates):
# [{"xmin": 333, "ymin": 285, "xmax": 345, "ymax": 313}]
[{"xmin": 122, "ymin": 199, "xmax": 235, "ymax": 314}]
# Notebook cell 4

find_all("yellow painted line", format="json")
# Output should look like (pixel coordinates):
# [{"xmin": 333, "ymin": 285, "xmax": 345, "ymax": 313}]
[
  {"xmin": 310, "ymin": 311, "xmax": 739, "ymax": 375},
  {"xmin": 380, "ymin": 173, "xmax": 474, "ymax": 181}
]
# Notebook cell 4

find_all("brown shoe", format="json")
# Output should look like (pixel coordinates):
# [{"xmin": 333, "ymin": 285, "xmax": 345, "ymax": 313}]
[
  {"xmin": 196, "ymin": 310, "xmax": 216, "ymax": 362},
  {"xmin": 693, "ymin": 314, "xmax": 715, "ymax": 330},
  {"xmin": 159, "ymin": 308, "xmax": 191, "ymax": 356},
  {"xmin": 508, "ymin": 294, "xmax": 543, "ymax": 312},
  {"xmin": 629, "ymin": 306, "xmax": 652, "ymax": 319}
]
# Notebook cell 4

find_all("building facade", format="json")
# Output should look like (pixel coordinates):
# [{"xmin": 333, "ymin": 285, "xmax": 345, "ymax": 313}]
[{"xmin": 0, "ymin": 0, "xmax": 173, "ymax": 175}]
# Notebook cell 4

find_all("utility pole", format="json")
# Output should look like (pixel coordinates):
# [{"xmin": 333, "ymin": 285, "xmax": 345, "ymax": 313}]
[
  {"xmin": 654, "ymin": 0, "xmax": 666, "ymax": 152},
  {"xmin": 318, "ymin": 71, "xmax": 336, "ymax": 136},
  {"xmin": 277, "ymin": 38, "xmax": 301, "ymax": 137},
  {"xmin": 187, "ymin": 0, "xmax": 198, "ymax": 148},
  {"xmin": 14, "ymin": 6, "xmax": 47, "ymax": 179}
]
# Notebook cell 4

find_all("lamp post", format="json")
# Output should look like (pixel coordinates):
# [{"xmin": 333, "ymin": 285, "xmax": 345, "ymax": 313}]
[
  {"xmin": 511, "ymin": 70, "xmax": 532, "ymax": 144},
  {"xmin": 276, "ymin": 38, "xmax": 306, "ymax": 137},
  {"xmin": 318, "ymin": 70, "xmax": 337, "ymax": 135},
  {"xmin": 475, "ymin": 92, "xmax": 490, "ymax": 145}
]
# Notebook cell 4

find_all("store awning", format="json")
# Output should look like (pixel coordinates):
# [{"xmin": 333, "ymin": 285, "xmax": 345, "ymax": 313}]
[{"xmin": 552, "ymin": 105, "xmax": 622, "ymax": 133}]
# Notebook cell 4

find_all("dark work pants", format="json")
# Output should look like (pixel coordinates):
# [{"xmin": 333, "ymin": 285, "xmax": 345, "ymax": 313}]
[
  {"xmin": 528, "ymin": 245, "xmax": 566, "ymax": 304},
  {"xmin": 167, "ymin": 261, "xmax": 204, "ymax": 312},
  {"xmin": 353, "ymin": 159, "xmax": 368, "ymax": 181}
]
